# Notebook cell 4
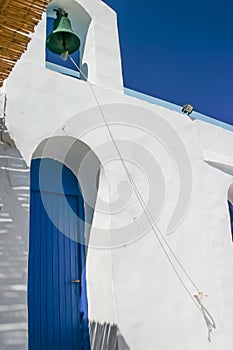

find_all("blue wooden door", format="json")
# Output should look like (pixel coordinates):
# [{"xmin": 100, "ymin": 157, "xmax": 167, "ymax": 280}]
[{"xmin": 28, "ymin": 158, "xmax": 90, "ymax": 350}]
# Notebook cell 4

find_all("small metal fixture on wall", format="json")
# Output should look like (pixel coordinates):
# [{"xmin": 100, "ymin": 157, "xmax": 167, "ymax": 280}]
[{"xmin": 182, "ymin": 103, "xmax": 194, "ymax": 116}]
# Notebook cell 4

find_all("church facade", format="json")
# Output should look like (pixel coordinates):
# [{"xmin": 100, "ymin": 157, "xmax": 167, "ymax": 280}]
[{"xmin": 0, "ymin": 1, "xmax": 233, "ymax": 349}]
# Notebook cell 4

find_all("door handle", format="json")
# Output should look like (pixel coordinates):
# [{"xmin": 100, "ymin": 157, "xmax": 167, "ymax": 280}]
[{"xmin": 71, "ymin": 279, "xmax": 80, "ymax": 283}]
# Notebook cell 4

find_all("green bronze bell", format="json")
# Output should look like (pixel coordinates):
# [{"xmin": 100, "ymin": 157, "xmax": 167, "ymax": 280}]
[{"xmin": 46, "ymin": 8, "xmax": 80, "ymax": 55}]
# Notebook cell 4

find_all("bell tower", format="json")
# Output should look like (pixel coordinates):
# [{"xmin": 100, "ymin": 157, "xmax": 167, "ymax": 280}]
[{"xmin": 44, "ymin": 0, "xmax": 123, "ymax": 91}]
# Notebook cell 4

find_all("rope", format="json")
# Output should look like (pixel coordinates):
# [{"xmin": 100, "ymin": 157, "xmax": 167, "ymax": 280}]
[{"xmin": 68, "ymin": 56, "xmax": 216, "ymax": 340}]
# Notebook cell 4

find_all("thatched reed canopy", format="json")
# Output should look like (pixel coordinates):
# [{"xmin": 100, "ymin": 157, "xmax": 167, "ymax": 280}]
[{"xmin": 0, "ymin": 0, "xmax": 50, "ymax": 86}]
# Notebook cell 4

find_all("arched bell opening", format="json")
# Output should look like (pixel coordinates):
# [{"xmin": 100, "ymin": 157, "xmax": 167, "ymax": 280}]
[
  {"xmin": 46, "ymin": 0, "xmax": 92, "ymax": 80},
  {"xmin": 28, "ymin": 136, "xmax": 101, "ymax": 350}
]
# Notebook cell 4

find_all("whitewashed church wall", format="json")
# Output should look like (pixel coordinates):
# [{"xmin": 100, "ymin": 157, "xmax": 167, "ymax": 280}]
[{"xmin": 1, "ymin": 0, "xmax": 233, "ymax": 349}]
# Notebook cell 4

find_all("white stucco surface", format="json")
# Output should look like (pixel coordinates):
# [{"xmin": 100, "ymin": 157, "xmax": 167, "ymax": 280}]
[{"xmin": 1, "ymin": 1, "xmax": 233, "ymax": 349}]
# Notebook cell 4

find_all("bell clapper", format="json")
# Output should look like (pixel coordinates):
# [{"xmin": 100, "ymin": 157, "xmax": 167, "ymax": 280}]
[{"xmin": 61, "ymin": 51, "xmax": 69, "ymax": 61}]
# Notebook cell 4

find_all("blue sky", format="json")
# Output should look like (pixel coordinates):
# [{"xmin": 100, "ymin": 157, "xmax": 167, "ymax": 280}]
[{"xmin": 103, "ymin": 0, "xmax": 233, "ymax": 125}]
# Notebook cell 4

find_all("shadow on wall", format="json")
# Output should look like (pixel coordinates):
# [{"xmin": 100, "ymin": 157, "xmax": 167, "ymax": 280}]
[
  {"xmin": 228, "ymin": 184, "xmax": 233, "ymax": 241},
  {"xmin": 0, "ymin": 135, "xmax": 29, "ymax": 350},
  {"xmin": 89, "ymin": 321, "xmax": 130, "ymax": 350},
  {"xmin": 80, "ymin": 63, "xmax": 88, "ymax": 81}
]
